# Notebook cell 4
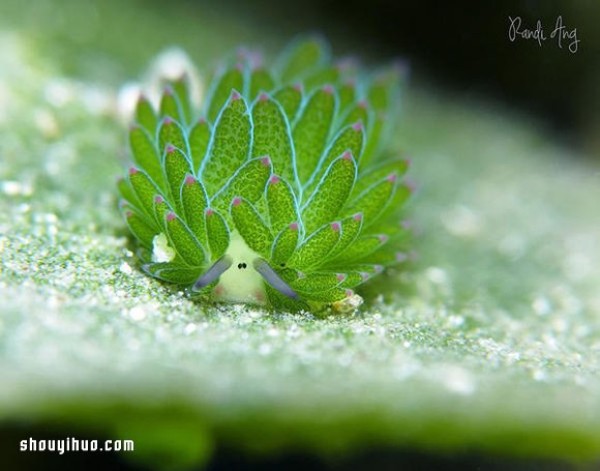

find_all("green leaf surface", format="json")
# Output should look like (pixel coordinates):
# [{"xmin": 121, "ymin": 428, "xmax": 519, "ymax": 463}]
[
  {"xmin": 279, "ymin": 36, "xmax": 328, "ymax": 82},
  {"xmin": 352, "ymin": 158, "xmax": 409, "ymax": 197},
  {"xmin": 367, "ymin": 66, "xmax": 402, "ymax": 113},
  {"xmin": 266, "ymin": 175, "xmax": 299, "ymax": 233},
  {"xmin": 305, "ymin": 122, "xmax": 363, "ymax": 193},
  {"xmin": 164, "ymin": 145, "xmax": 192, "ymax": 211},
  {"xmin": 231, "ymin": 197, "xmax": 272, "ymax": 257},
  {"xmin": 326, "ymin": 213, "xmax": 363, "ymax": 260},
  {"xmin": 134, "ymin": 95, "xmax": 158, "ymax": 134},
  {"xmin": 164, "ymin": 212, "xmax": 206, "ymax": 267},
  {"xmin": 293, "ymin": 87, "xmax": 336, "ymax": 184},
  {"xmin": 143, "ymin": 262, "xmax": 202, "ymax": 284},
  {"xmin": 338, "ymin": 80, "xmax": 356, "ymax": 113},
  {"xmin": 159, "ymin": 87, "xmax": 183, "ymax": 124},
  {"xmin": 121, "ymin": 206, "xmax": 157, "ymax": 248},
  {"xmin": 287, "ymin": 222, "xmax": 341, "ymax": 270},
  {"xmin": 211, "ymin": 157, "xmax": 271, "ymax": 214},
  {"xmin": 188, "ymin": 118, "xmax": 211, "ymax": 174},
  {"xmin": 303, "ymin": 66, "xmax": 339, "ymax": 91},
  {"xmin": 251, "ymin": 93, "xmax": 296, "ymax": 187},
  {"xmin": 360, "ymin": 113, "xmax": 385, "ymax": 168},
  {"xmin": 172, "ymin": 75, "xmax": 194, "ymax": 125},
  {"xmin": 264, "ymin": 283, "xmax": 310, "ymax": 313},
  {"xmin": 202, "ymin": 92, "xmax": 251, "ymax": 194},
  {"xmin": 128, "ymin": 168, "xmax": 163, "ymax": 219},
  {"xmin": 158, "ymin": 117, "xmax": 188, "ymax": 158},
  {"xmin": 328, "ymin": 234, "xmax": 387, "ymax": 265},
  {"xmin": 291, "ymin": 272, "xmax": 345, "ymax": 294},
  {"xmin": 249, "ymin": 67, "xmax": 275, "ymax": 99},
  {"xmin": 342, "ymin": 101, "xmax": 370, "ymax": 129},
  {"xmin": 273, "ymin": 85, "xmax": 303, "ymax": 122},
  {"xmin": 345, "ymin": 174, "xmax": 396, "ymax": 227},
  {"xmin": 206, "ymin": 66, "xmax": 245, "ymax": 122},
  {"xmin": 300, "ymin": 286, "xmax": 348, "ymax": 303},
  {"xmin": 129, "ymin": 125, "xmax": 164, "ymax": 189},
  {"xmin": 117, "ymin": 176, "xmax": 139, "ymax": 207},
  {"xmin": 302, "ymin": 154, "xmax": 356, "ymax": 234},
  {"xmin": 205, "ymin": 208, "xmax": 230, "ymax": 261},
  {"xmin": 152, "ymin": 194, "xmax": 171, "ymax": 230},
  {"xmin": 181, "ymin": 175, "xmax": 209, "ymax": 246},
  {"xmin": 271, "ymin": 222, "xmax": 300, "ymax": 265}
]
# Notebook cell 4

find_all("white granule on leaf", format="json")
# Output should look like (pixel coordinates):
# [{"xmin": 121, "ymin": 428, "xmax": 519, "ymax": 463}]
[
  {"xmin": 152, "ymin": 233, "xmax": 176, "ymax": 263},
  {"xmin": 119, "ymin": 261, "xmax": 133, "ymax": 275},
  {"xmin": 129, "ymin": 306, "xmax": 147, "ymax": 321},
  {"xmin": 2, "ymin": 180, "xmax": 33, "ymax": 196}
]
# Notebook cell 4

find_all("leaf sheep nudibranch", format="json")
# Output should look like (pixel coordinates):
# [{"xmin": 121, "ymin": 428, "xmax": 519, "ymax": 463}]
[{"xmin": 118, "ymin": 37, "xmax": 412, "ymax": 313}]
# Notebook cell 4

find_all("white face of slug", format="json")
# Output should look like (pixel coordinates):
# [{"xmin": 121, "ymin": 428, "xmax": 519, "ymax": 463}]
[{"xmin": 212, "ymin": 231, "xmax": 267, "ymax": 305}]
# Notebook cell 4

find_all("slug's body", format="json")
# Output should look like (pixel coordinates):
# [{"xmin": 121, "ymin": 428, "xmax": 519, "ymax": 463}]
[
  {"xmin": 212, "ymin": 231, "xmax": 267, "ymax": 304},
  {"xmin": 118, "ymin": 37, "xmax": 412, "ymax": 312}
]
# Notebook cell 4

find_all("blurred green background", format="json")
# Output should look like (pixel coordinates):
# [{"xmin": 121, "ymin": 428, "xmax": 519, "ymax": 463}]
[
  {"xmin": 5, "ymin": 0, "xmax": 598, "ymax": 150},
  {"xmin": 0, "ymin": 1, "xmax": 599, "ymax": 470}
]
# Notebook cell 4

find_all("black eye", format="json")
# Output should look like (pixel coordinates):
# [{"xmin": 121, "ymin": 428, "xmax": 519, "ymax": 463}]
[
  {"xmin": 237, "ymin": 263, "xmax": 243, "ymax": 269},
  {"xmin": 237, "ymin": 262, "xmax": 248, "ymax": 269}
]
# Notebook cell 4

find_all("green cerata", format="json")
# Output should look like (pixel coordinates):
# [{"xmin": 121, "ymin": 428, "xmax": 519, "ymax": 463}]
[{"xmin": 117, "ymin": 36, "xmax": 412, "ymax": 313}]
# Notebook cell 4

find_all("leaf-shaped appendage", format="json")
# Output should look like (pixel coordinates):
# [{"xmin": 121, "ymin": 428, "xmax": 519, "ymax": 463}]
[{"xmin": 118, "ymin": 37, "xmax": 412, "ymax": 313}]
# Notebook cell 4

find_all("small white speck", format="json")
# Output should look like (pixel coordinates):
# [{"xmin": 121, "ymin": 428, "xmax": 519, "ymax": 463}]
[
  {"xmin": 441, "ymin": 205, "xmax": 482, "ymax": 237},
  {"xmin": 425, "ymin": 267, "xmax": 448, "ymax": 285},
  {"xmin": 34, "ymin": 108, "xmax": 60, "ymax": 138},
  {"xmin": 127, "ymin": 339, "xmax": 141, "ymax": 351},
  {"xmin": 44, "ymin": 79, "xmax": 75, "ymax": 107},
  {"xmin": 439, "ymin": 366, "xmax": 476, "ymax": 395},
  {"xmin": 44, "ymin": 213, "xmax": 58, "ymax": 224},
  {"xmin": 287, "ymin": 324, "xmax": 301, "ymax": 339},
  {"xmin": 2, "ymin": 180, "xmax": 33, "ymax": 196},
  {"xmin": 129, "ymin": 306, "xmax": 146, "ymax": 321},
  {"xmin": 447, "ymin": 315, "xmax": 464, "ymax": 328},
  {"xmin": 497, "ymin": 234, "xmax": 526, "ymax": 259},
  {"xmin": 564, "ymin": 252, "xmax": 593, "ymax": 282},
  {"xmin": 338, "ymin": 354, "xmax": 353, "ymax": 367},
  {"xmin": 505, "ymin": 351, "xmax": 521, "ymax": 364},
  {"xmin": 532, "ymin": 369, "xmax": 547, "ymax": 381},
  {"xmin": 574, "ymin": 375, "xmax": 587, "ymax": 387},
  {"xmin": 532, "ymin": 295, "xmax": 551, "ymax": 316},
  {"xmin": 82, "ymin": 86, "xmax": 114, "ymax": 115},
  {"xmin": 119, "ymin": 262, "xmax": 133, "ymax": 275},
  {"xmin": 258, "ymin": 343, "xmax": 272, "ymax": 356},
  {"xmin": 551, "ymin": 318, "xmax": 568, "ymax": 334},
  {"xmin": 16, "ymin": 203, "xmax": 30, "ymax": 213},
  {"xmin": 184, "ymin": 323, "xmax": 197, "ymax": 335}
]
